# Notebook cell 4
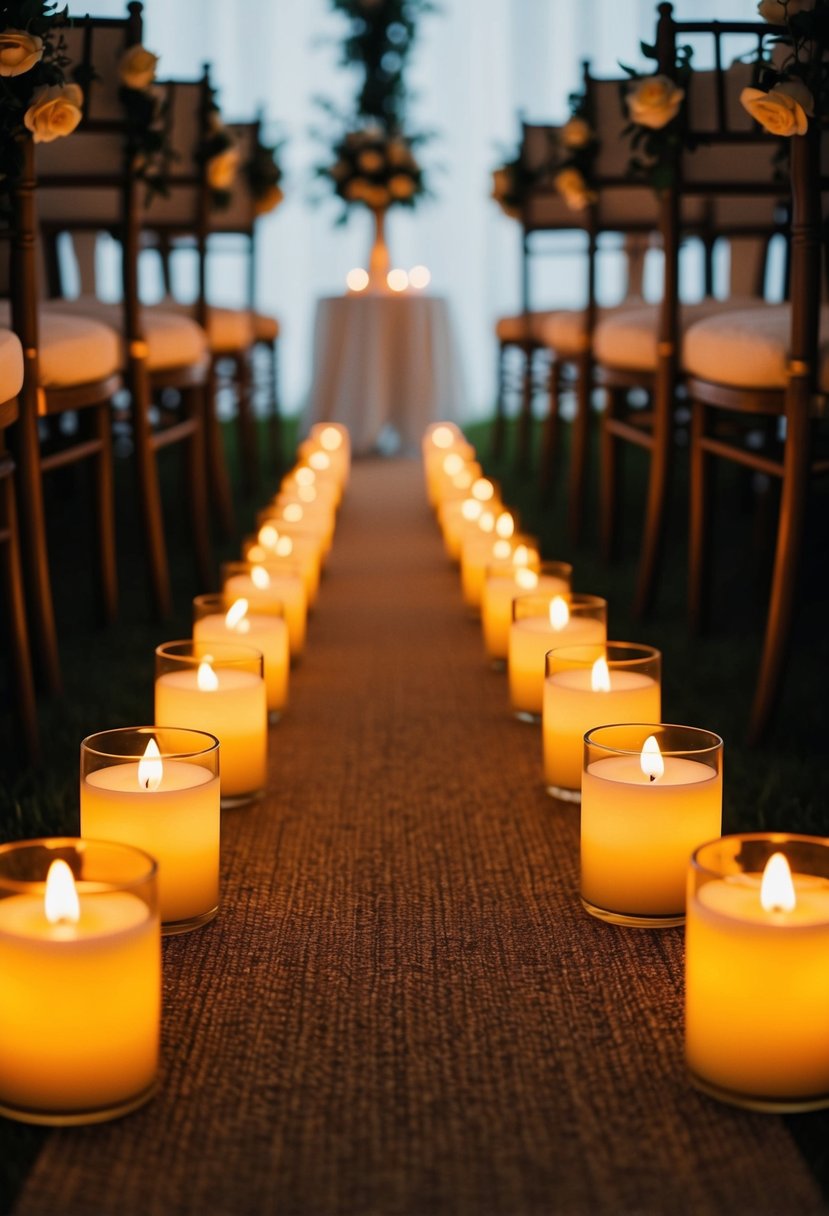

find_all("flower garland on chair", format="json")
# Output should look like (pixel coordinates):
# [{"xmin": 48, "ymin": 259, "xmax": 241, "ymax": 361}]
[
  {"xmin": 197, "ymin": 86, "xmax": 240, "ymax": 211},
  {"xmin": 619, "ymin": 41, "xmax": 692, "ymax": 193},
  {"xmin": 245, "ymin": 134, "xmax": 285, "ymax": 217},
  {"xmin": 553, "ymin": 92, "xmax": 598, "ymax": 211},
  {"xmin": 490, "ymin": 127, "xmax": 561, "ymax": 221},
  {"xmin": 740, "ymin": 0, "xmax": 826, "ymax": 138},
  {"xmin": 115, "ymin": 42, "xmax": 171, "ymax": 200}
]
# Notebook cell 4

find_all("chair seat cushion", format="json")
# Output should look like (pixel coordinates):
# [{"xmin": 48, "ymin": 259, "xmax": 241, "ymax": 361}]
[
  {"xmin": 684, "ymin": 303, "xmax": 829, "ymax": 391},
  {"xmin": 159, "ymin": 299, "xmax": 257, "ymax": 353},
  {"xmin": 253, "ymin": 311, "xmax": 279, "ymax": 343},
  {"xmin": 593, "ymin": 297, "xmax": 767, "ymax": 373},
  {"xmin": 44, "ymin": 297, "xmax": 208, "ymax": 372},
  {"xmin": 0, "ymin": 327, "xmax": 24, "ymax": 401},
  {"xmin": 0, "ymin": 302, "xmax": 121, "ymax": 389},
  {"xmin": 536, "ymin": 298, "xmax": 646, "ymax": 355},
  {"xmin": 495, "ymin": 310, "xmax": 557, "ymax": 345}
]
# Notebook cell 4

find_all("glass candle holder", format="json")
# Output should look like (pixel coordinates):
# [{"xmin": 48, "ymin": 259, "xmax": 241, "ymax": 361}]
[
  {"xmin": 460, "ymin": 516, "xmax": 523, "ymax": 613},
  {"xmin": 248, "ymin": 521, "xmax": 322, "ymax": 605},
  {"xmin": 543, "ymin": 643, "xmax": 662, "ymax": 802},
  {"xmin": 0, "ymin": 837, "xmax": 160, "ymax": 1125},
  {"xmin": 81, "ymin": 727, "xmax": 220, "ymax": 935},
  {"xmin": 482, "ymin": 557, "xmax": 569, "ymax": 668},
  {"xmin": 266, "ymin": 496, "xmax": 337, "ymax": 555},
  {"xmin": 581, "ymin": 723, "xmax": 723, "ymax": 928},
  {"xmin": 508, "ymin": 592, "xmax": 606, "ymax": 721},
  {"xmin": 686, "ymin": 833, "xmax": 829, "ymax": 1112},
  {"xmin": 155, "ymin": 640, "xmax": 267, "ymax": 809},
  {"xmin": 222, "ymin": 559, "xmax": 307, "ymax": 659},
  {"xmin": 194, "ymin": 592, "xmax": 289, "ymax": 722}
]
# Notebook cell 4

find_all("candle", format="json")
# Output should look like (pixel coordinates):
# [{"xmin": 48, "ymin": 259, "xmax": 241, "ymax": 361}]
[
  {"xmin": 580, "ymin": 724, "xmax": 722, "ymax": 926},
  {"xmin": 0, "ymin": 838, "xmax": 160, "ymax": 1124},
  {"xmin": 222, "ymin": 561, "xmax": 307, "ymax": 659},
  {"xmin": 508, "ymin": 594, "xmax": 606, "ymax": 720},
  {"xmin": 155, "ymin": 641, "xmax": 267, "ymax": 808},
  {"xmin": 686, "ymin": 835, "xmax": 829, "ymax": 1110},
  {"xmin": 481, "ymin": 557, "xmax": 572, "ymax": 663},
  {"xmin": 250, "ymin": 521, "xmax": 322, "ymax": 604},
  {"xmin": 543, "ymin": 643, "xmax": 661, "ymax": 800},
  {"xmin": 268, "ymin": 496, "xmax": 336, "ymax": 555},
  {"xmin": 194, "ymin": 594, "xmax": 289, "ymax": 718},
  {"xmin": 81, "ymin": 728, "xmax": 220, "ymax": 934},
  {"xmin": 460, "ymin": 512, "xmax": 518, "ymax": 611}
]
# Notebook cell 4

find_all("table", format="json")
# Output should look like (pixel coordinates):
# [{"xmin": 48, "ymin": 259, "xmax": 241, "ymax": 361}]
[{"xmin": 304, "ymin": 294, "xmax": 464, "ymax": 455}]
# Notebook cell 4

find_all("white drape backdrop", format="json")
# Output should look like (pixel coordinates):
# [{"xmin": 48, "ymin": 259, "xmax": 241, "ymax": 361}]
[{"xmin": 84, "ymin": 0, "xmax": 755, "ymax": 419}]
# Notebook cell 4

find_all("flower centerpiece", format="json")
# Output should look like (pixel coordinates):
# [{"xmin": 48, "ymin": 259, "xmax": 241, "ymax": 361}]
[{"xmin": 0, "ymin": 2, "xmax": 82, "ymax": 186}]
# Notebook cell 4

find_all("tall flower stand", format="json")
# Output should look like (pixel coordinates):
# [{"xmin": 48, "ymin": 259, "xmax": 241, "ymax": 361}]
[{"xmin": 367, "ymin": 207, "xmax": 390, "ymax": 293}]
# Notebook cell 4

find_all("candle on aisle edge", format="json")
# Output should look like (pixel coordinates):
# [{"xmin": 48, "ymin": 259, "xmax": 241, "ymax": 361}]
[
  {"xmin": 508, "ymin": 593, "xmax": 606, "ymax": 719},
  {"xmin": 194, "ymin": 593, "xmax": 289, "ymax": 717},
  {"xmin": 222, "ymin": 560, "xmax": 307, "ymax": 659},
  {"xmin": 481, "ymin": 556, "xmax": 570, "ymax": 664}
]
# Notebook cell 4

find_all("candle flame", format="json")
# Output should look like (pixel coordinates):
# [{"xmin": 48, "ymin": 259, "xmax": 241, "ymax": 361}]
[
  {"xmin": 275, "ymin": 536, "xmax": 293, "ymax": 557},
  {"xmin": 251, "ymin": 565, "xmax": 270, "ymax": 590},
  {"xmin": 44, "ymin": 859, "xmax": 80, "ymax": 925},
  {"xmin": 640, "ymin": 735, "xmax": 664, "ymax": 782},
  {"xmin": 512, "ymin": 545, "xmax": 530, "ymax": 567},
  {"xmin": 258, "ymin": 524, "xmax": 278, "ymax": 549},
  {"xmin": 591, "ymin": 657, "xmax": 611, "ymax": 693},
  {"xmin": 137, "ymin": 737, "xmax": 163, "ymax": 791},
  {"xmin": 461, "ymin": 498, "xmax": 482, "ymax": 522},
  {"xmin": 493, "ymin": 539, "xmax": 512, "ymax": 560},
  {"xmin": 761, "ymin": 852, "xmax": 796, "ymax": 913},
  {"xmin": 320, "ymin": 426, "xmax": 342, "ymax": 451},
  {"xmin": 432, "ymin": 425, "xmax": 454, "ymax": 449},
  {"xmin": 283, "ymin": 504, "xmax": 303, "ymax": 523},
  {"xmin": 309, "ymin": 451, "xmax": 331, "ymax": 471},
  {"xmin": 197, "ymin": 659, "xmax": 220, "ymax": 691},
  {"xmin": 443, "ymin": 453, "xmax": 463, "ymax": 476},
  {"xmin": 495, "ymin": 512, "xmax": 515, "ymax": 539},
  {"xmin": 549, "ymin": 596, "xmax": 570, "ymax": 630},
  {"xmin": 295, "ymin": 467, "xmax": 316, "ymax": 487},
  {"xmin": 515, "ymin": 568, "xmax": 538, "ymax": 590},
  {"xmin": 225, "ymin": 598, "xmax": 248, "ymax": 630},
  {"xmin": 471, "ymin": 478, "xmax": 494, "ymax": 502}
]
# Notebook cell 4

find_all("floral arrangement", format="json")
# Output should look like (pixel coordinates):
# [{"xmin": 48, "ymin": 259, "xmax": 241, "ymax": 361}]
[
  {"xmin": 320, "ymin": 125, "xmax": 424, "ymax": 217},
  {"xmin": 620, "ymin": 41, "xmax": 692, "ymax": 193},
  {"xmin": 740, "ymin": 0, "xmax": 826, "ymax": 137},
  {"xmin": 0, "ymin": 3, "xmax": 81, "ymax": 186},
  {"xmin": 553, "ymin": 92, "xmax": 597, "ymax": 211},
  {"xmin": 197, "ymin": 87, "xmax": 240, "ymax": 210},
  {"xmin": 490, "ymin": 128, "xmax": 561, "ymax": 221},
  {"xmin": 245, "ymin": 135, "xmax": 284, "ymax": 217},
  {"xmin": 113, "ymin": 43, "xmax": 171, "ymax": 199}
]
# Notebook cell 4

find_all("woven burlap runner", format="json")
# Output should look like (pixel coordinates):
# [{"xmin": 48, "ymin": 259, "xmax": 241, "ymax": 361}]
[{"xmin": 15, "ymin": 458, "xmax": 826, "ymax": 1216}]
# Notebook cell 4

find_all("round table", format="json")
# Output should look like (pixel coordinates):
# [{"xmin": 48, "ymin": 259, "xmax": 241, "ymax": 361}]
[{"xmin": 303, "ymin": 293, "xmax": 464, "ymax": 456}]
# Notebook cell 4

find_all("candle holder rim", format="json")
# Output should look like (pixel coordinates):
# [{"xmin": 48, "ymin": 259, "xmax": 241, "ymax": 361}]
[
  {"xmin": 81, "ymin": 725, "xmax": 220, "ymax": 762},
  {"xmin": 155, "ymin": 638, "xmax": 265, "ymax": 665},
  {"xmin": 194, "ymin": 591, "xmax": 285, "ymax": 616},
  {"xmin": 583, "ymin": 722, "xmax": 723, "ymax": 757},
  {"xmin": 513, "ymin": 591, "xmax": 607, "ymax": 610},
  {"xmin": 223, "ymin": 557, "xmax": 305, "ymax": 576},
  {"xmin": 690, "ymin": 831, "xmax": 829, "ymax": 881},
  {"xmin": 546, "ymin": 640, "xmax": 661, "ymax": 667},
  {"xmin": 0, "ymin": 836, "xmax": 159, "ymax": 894}
]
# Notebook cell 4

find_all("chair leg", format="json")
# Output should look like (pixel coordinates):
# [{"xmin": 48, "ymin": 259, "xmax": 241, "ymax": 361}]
[
  {"xmin": 130, "ymin": 360, "xmax": 172, "ymax": 619},
  {"xmin": 93, "ymin": 402, "xmax": 118, "ymax": 625},
  {"xmin": 2, "ymin": 471, "xmax": 39, "ymax": 762},
  {"xmin": 235, "ymin": 350, "xmax": 259, "ymax": 496},
  {"xmin": 688, "ymin": 400, "xmax": 710, "ymax": 636},
  {"xmin": 204, "ymin": 359, "xmax": 235, "ymax": 540},
  {"xmin": 515, "ymin": 342, "xmax": 535, "ymax": 471},
  {"xmin": 568, "ymin": 353, "xmax": 592, "ymax": 545},
  {"xmin": 539, "ymin": 356, "xmax": 562, "ymax": 497},
  {"xmin": 633, "ymin": 404, "xmax": 671, "ymax": 622},
  {"xmin": 599, "ymin": 387, "xmax": 621, "ymax": 561},
  {"xmin": 747, "ymin": 407, "xmax": 811, "ymax": 745},
  {"xmin": 492, "ymin": 342, "xmax": 507, "ymax": 461},
  {"xmin": 182, "ymin": 384, "xmax": 214, "ymax": 591}
]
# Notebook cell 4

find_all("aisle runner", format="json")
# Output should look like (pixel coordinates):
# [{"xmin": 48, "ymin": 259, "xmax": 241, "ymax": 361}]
[{"xmin": 16, "ymin": 460, "xmax": 825, "ymax": 1215}]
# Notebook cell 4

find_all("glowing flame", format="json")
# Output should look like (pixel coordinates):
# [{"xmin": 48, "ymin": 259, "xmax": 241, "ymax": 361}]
[
  {"xmin": 432, "ymin": 425, "xmax": 454, "ymax": 449},
  {"xmin": 387, "ymin": 268, "xmax": 409, "ymax": 292},
  {"xmin": 251, "ymin": 566, "xmax": 270, "ymax": 590},
  {"xmin": 461, "ymin": 498, "xmax": 482, "ymax": 522},
  {"xmin": 761, "ymin": 853, "xmax": 796, "ymax": 913},
  {"xmin": 283, "ymin": 503, "xmax": 303, "ymax": 523},
  {"xmin": 309, "ymin": 451, "xmax": 331, "ymax": 471},
  {"xmin": 512, "ymin": 545, "xmax": 530, "ymax": 567},
  {"xmin": 471, "ymin": 478, "xmax": 494, "ymax": 502},
  {"xmin": 549, "ymin": 597, "xmax": 570, "ymax": 630},
  {"xmin": 198, "ymin": 659, "xmax": 219, "ymax": 691},
  {"xmin": 137, "ymin": 737, "xmax": 163, "ymax": 791},
  {"xmin": 409, "ymin": 264, "xmax": 431, "ymax": 290},
  {"xmin": 640, "ymin": 735, "xmax": 664, "ymax": 782},
  {"xmin": 591, "ymin": 657, "xmax": 611, "ymax": 693},
  {"xmin": 258, "ymin": 524, "xmax": 278, "ymax": 549},
  {"xmin": 225, "ymin": 598, "xmax": 248, "ymax": 630},
  {"xmin": 495, "ymin": 512, "xmax": 515, "ymax": 539},
  {"xmin": 516, "ymin": 568, "xmax": 538, "ymax": 590},
  {"xmin": 493, "ymin": 539, "xmax": 512, "ymax": 560},
  {"xmin": 295, "ymin": 467, "xmax": 315, "ymax": 487},
  {"xmin": 44, "ymin": 859, "xmax": 80, "ymax": 925},
  {"xmin": 479, "ymin": 510, "xmax": 495, "ymax": 534},
  {"xmin": 443, "ymin": 453, "xmax": 463, "ymax": 476},
  {"xmin": 346, "ymin": 267, "xmax": 369, "ymax": 292},
  {"xmin": 320, "ymin": 426, "xmax": 342, "ymax": 451},
  {"xmin": 275, "ymin": 536, "xmax": 293, "ymax": 557}
]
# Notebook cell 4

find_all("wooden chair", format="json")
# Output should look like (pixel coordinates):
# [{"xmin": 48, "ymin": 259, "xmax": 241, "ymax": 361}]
[
  {"xmin": 683, "ymin": 43, "xmax": 828, "ymax": 740},
  {"xmin": 592, "ymin": 7, "xmax": 784, "ymax": 618},
  {"xmin": 38, "ymin": 8, "xmax": 214, "ymax": 613},
  {"xmin": 0, "ymin": 337, "xmax": 38, "ymax": 761}
]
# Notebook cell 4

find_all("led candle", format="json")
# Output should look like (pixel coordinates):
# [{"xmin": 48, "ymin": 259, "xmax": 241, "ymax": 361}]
[
  {"xmin": 222, "ymin": 561, "xmax": 307, "ymax": 659},
  {"xmin": 508, "ymin": 594, "xmax": 606, "ymax": 720},
  {"xmin": 194, "ymin": 594, "xmax": 289, "ymax": 718},
  {"xmin": 0, "ymin": 838, "xmax": 159, "ymax": 1124},
  {"xmin": 81, "ymin": 728, "xmax": 220, "ymax": 933},
  {"xmin": 481, "ymin": 556, "xmax": 572, "ymax": 663},
  {"xmin": 155, "ymin": 641, "xmax": 267, "ymax": 808},
  {"xmin": 581, "ymin": 724, "xmax": 723, "ymax": 926},
  {"xmin": 543, "ymin": 644, "xmax": 661, "ymax": 800}
]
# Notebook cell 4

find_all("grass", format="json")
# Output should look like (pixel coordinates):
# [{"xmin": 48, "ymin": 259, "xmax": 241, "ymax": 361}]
[{"xmin": 0, "ymin": 407, "xmax": 827, "ymax": 1207}]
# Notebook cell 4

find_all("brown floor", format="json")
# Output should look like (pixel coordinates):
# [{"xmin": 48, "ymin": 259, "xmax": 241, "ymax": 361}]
[{"xmin": 15, "ymin": 458, "xmax": 827, "ymax": 1216}]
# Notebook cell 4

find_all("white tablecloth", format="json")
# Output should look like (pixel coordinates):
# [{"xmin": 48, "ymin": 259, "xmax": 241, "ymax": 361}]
[{"xmin": 303, "ymin": 294, "xmax": 464, "ymax": 456}]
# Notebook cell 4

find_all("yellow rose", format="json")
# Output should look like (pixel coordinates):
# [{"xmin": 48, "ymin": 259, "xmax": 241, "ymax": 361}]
[
  {"xmin": 358, "ymin": 149, "xmax": 384, "ymax": 173},
  {"xmin": 626, "ymin": 75, "xmax": 684, "ymax": 129},
  {"xmin": 491, "ymin": 167, "xmax": 510, "ymax": 200},
  {"xmin": 119, "ymin": 44, "xmax": 159, "ymax": 90},
  {"xmin": 561, "ymin": 117, "xmax": 592, "ymax": 149},
  {"xmin": 0, "ymin": 30, "xmax": 43, "ymax": 77},
  {"xmin": 740, "ymin": 81, "xmax": 812, "ymax": 136},
  {"xmin": 23, "ymin": 83, "xmax": 84, "ymax": 144},
  {"xmin": 554, "ymin": 167, "xmax": 596, "ymax": 212},
  {"xmin": 387, "ymin": 139, "xmax": 413, "ymax": 167},
  {"xmin": 207, "ymin": 145, "xmax": 240, "ymax": 190},
  {"xmin": 364, "ymin": 184, "xmax": 390, "ymax": 209},
  {"xmin": 757, "ymin": 0, "xmax": 814, "ymax": 22},
  {"xmin": 254, "ymin": 185, "xmax": 283, "ymax": 216},
  {"xmin": 389, "ymin": 174, "xmax": 415, "ymax": 199}
]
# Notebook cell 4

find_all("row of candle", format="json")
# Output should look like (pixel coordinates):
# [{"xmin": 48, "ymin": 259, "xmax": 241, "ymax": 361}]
[
  {"xmin": 423, "ymin": 420, "xmax": 829, "ymax": 1114},
  {"xmin": 0, "ymin": 423, "xmax": 352, "ymax": 1127}
]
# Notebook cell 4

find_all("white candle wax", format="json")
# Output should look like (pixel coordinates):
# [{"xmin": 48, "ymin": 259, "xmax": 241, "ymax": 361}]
[
  {"xmin": 195, "ymin": 612, "xmax": 289, "ymax": 713},
  {"xmin": 509, "ymin": 616, "xmax": 606, "ymax": 716},
  {"xmin": 482, "ymin": 572, "xmax": 566, "ymax": 661}
]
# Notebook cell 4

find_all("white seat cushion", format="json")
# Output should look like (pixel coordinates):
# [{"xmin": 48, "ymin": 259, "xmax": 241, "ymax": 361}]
[
  {"xmin": 0, "ymin": 327, "xmax": 24, "ymax": 401},
  {"xmin": 159, "ymin": 299, "xmax": 256, "ymax": 353},
  {"xmin": 537, "ymin": 298, "xmax": 646, "ymax": 355},
  {"xmin": 684, "ymin": 303, "xmax": 829, "ymax": 391},
  {"xmin": 44, "ymin": 297, "xmax": 208, "ymax": 372},
  {"xmin": 0, "ymin": 302, "xmax": 121, "ymax": 389},
  {"xmin": 253, "ymin": 311, "xmax": 279, "ymax": 343},
  {"xmin": 495, "ymin": 310, "xmax": 557, "ymax": 345},
  {"xmin": 593, "ymin": 297, "xmax": 767, "ymax": 373}
]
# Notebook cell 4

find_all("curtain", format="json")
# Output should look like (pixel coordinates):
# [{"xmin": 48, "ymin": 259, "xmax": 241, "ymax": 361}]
[{"xmin": 83, "ymin": 0, "xmax": 757, "ymax": 419}]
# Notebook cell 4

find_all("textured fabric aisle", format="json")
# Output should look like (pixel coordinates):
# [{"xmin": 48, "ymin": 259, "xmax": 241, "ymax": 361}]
[{"xmin": 16, "ymin": 459, "xmax": 826, "ymax": 1216}]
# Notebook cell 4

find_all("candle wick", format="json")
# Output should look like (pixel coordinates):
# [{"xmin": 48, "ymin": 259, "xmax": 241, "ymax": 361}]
[
  {"xmin": 649, "ymin": 774, "xmax": 656, "ymax": 783},
  {"xmin": 144, "ymin": 778, "xmax": 151, "ymax": 790}
]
